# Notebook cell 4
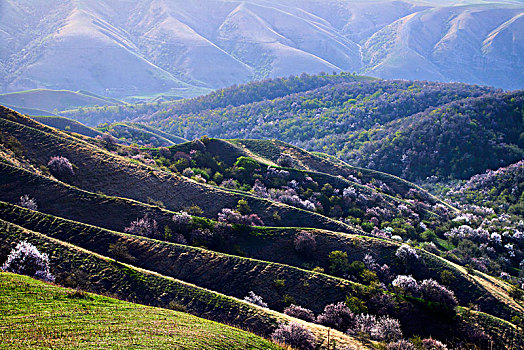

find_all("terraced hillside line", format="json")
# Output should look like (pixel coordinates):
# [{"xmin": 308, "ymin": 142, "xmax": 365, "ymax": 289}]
[
  {"xmin": 169, "ymin": 138, "xmax": 440, "ymax": 219},
  {"xmin": 0, "ymin": 273, "xmax": 283, "ymax": 350},
  {"xmin": 444, "ymin": 258, "xmax": 524, "ymax": 315},
  {"xmin": 234, "ymin": 227, "xmax": 521, "ymax": 321},
  {"xmin": 125, "ymin": 123, "xmax": 189, "ymax": 144},
  {"xmin": 0, "ymin": 219, "xmax": 368, "ymax": 350},
  {"xmin": 0, "ymin": 159, "xmax": 351, "ymax": 241},
  {"xmin": 0, "ymin": 107, "xmax": 351, "ymax": 232},
  {"xmin": 0, "ymin": 161, "xmax": 179, "ymax": 234},
  {"xmin": 231, "ymin": 139, "xmax": 455, "ymax": 211},
  {"xmin": 456, "ymin": 308, "xmax": 524, "ymax": 349},
  {"xmin": 100, "ymin": 122, "xmax": 188, "ymax": 146},
  {"xmin": 0, "ymin": 157, "xmax": 518, "ymax": 321},
  {"xmin": 0, "ymin": 202, "xmax": 366, "ymax": 314},
  {"xmin": 31, "ymin": 116, "xmax": 103, "ymax": 138}
]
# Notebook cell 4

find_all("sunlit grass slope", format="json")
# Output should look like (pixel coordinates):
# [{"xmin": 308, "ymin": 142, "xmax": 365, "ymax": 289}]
[{"xmin": 0, "ymin": 272, "xmax": 283, "ymax": 350}]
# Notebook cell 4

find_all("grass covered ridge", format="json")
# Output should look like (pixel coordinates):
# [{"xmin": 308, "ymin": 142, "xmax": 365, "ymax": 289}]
[{"xmin": 0, "ymin": 272, "xmax": 283, "ymax": 349}]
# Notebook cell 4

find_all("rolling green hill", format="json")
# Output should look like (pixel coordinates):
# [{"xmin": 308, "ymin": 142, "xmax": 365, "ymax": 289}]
[
  {"xmin": 0, "ymin": 272, "xmax": 283, "ymax": 350},
  {"xmin": 65, "ymin": 76, "xmax": 523, "ymax": 182}
]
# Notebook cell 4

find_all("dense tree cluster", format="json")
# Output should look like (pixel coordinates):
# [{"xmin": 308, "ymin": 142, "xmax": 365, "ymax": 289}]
[
  {"xmin": 346, "ymin": 93, "xmax": 524, "ymax": 180},
  {"xmin": 448, "ymin": 160, "xmax": 524, "ymax": 216},
  {"xmin": 137, "ymin": 79, "xmax": 514, "ymax": 181}
]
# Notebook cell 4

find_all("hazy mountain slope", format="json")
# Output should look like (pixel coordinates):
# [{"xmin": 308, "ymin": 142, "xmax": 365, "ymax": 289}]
[
  {"xmin": 128, "ymin": 0, "xmax": 255, "ymax": 88},
  {"xmin": 1, "ymin": 0, "xmax": 523, "ymax": 98},
  {"xmin": 0, "ymin": 89, "xmax": 124, "ymax": 113},
  {"xmin": 213, "ymin": 2, "xmax": 361, "ymax": 78},
  {"xmin": 6, "ymin": 6, "xmax": 190, "ymax": 96},
  {"xmin": 362, "ymin": 4, "xmax": 524, "ymax": 89}
]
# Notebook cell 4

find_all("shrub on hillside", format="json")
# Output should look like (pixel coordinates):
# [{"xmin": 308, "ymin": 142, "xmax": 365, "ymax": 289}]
[
  {"xmin": 293, "ymin": 231, "xmax": 316, "ymax": 257},
  {"xmin": 277, "ymin": 153, "xmax": 295, "ymax": 168},
  {"xmin": 218, "ymin": 208, "xmax": 264, "ymax": 226},
  {"xmin": 386, "ymin": 339, "xmax": 416, "ymax": 350},
  {"xmin": 182, "ymin": 168, "xmax": 194, "ymax": 177},
  {"xmin": 363, "ymin": 254, "xmax": 392, "ymax": 282},
  {"xmin": 351, "ymin": 314, "xmax": 377, "ymax": 338},
  {"xmin": 172, "ymin": 211, "xmax": 192, "ymax": 232},
  {"xmin": 1, "ymin": 241, "xmax": 54, "ymax": 282},
  {"xmin": 271, "ymin": 322, "xmax": 315, "ymax": 350},
  {"xmin": 419, "ymin": 279, "xmax": 458, "ymax": 308},
  {"xmin": 328, "ymin": 250, "xmax": 349, "ymax": 276},
  {"xmin": 101, "ymin": 133, "xmax": 117, "ymax": 145},
  {"xmin": 371, "ymin": 316, "xmax": 403, "ymax": 342},
  {"xmin": 283, "ymin": 304, "xmax": 316, "ymax": 322},
  {"xmin": 316, "ymin": 302, "xmax": 354, "ymax": 332},
  {"xmin": 47, "ymin": 156, "xmax": 74, "ymax": 178},
  {"xmin": 422, "ymin": 338, "xmax": 448, "ymax": 349},
  {"xmin": 395, "ymin": 244, "xmax": 419, "ymax": 263},
  {"xmin": 350, "ymin": 314, "xmax": 402, "ymax": 342},
  {"xmin": 243, "ymin": 291, "xmax": 267, "ymax": 308},
  {"xmin": 19, "ymin": 194, "xmax": 38, "ymax": 211},
  {"xmin": 392, "ymin": 275, "xmax": 420, "ymax": 295},
  {"xmin": 124, "ymin": 214, "xmax": 158, "ymax": 237},
  {"xmin": 189, "ymin": 228, "xmax": 213, "ymax": 245}
]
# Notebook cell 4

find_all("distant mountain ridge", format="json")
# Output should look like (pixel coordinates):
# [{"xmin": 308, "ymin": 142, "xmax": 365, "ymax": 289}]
[{"xmin": 1, "ymin": 0, "xmax": 523, "ymax": 98}]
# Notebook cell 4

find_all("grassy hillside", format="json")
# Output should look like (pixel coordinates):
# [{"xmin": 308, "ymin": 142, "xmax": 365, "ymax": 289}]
[
  {"xmin": 0, "ymin": 202, "xmax": 367, "ymax": 315},
  {"xmin": 1, "ymin": 201, "xmax": 521, "ymax": 324},
  {"xmin": 97, "ymin": 122, "xmax": 186, "ymax": 147},
  {"xmin": 32, "ymin": 116, "xmax": 103, "ymax": 138},
  {"xmin": 0, "ymin": 272, "xmax": 283, "ymax": 350},
  {"xmin": 0, "ymin": 219, "xmax": 365, "ymax": 349}
]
